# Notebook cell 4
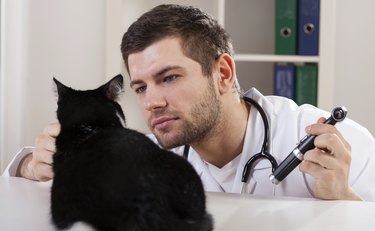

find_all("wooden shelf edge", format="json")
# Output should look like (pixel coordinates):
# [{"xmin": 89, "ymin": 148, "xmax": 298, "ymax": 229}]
[{"xmin": 234, "ymin": 54, "xmax": 320, "ymax": 63}]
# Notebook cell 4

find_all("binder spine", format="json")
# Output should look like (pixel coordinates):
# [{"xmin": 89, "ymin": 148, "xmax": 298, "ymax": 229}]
[
  {"xmin": 274, "ymin": 63, "xmax": 295, "ymax": 100},
  {"xmin": 295, "ymin": 64, "xmax": 318, "ymax": 106},
  {"xmin": 275, "ymin": 0, "xmax": 298, "ymax": 55},
  {"xmin": 297, "ymin": 0, "xmax": 320, "ymax": 55}
]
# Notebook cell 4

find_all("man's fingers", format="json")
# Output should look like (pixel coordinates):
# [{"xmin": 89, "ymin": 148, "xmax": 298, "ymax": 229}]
[
  {"xmin": 43, "ymin": 122, "xmax": 61, "ymax": 138},
  {"xmin": 34, "ymin": 134, "xmax": 56, "ymax": 153},
  {"xmin": 33, "ymin": 148, "xmax": 54, "ymax": 165},
  {"xmin": 314, "ymin": 133, "xmax": 351, "ymax": 161},
  {"xmin": 303, "ymin": 149, "xmax": 338, "ymax": 170},
  {"xmin": 32, "ymin": 162, "xmax": 54, "ymax": 181},
  {"xmin": 299, "ymin": 159, "xmax": 327, "ymax": 178},
  {"xmin": 316, "ymin": 117, "xmax": 326, "ymax": 124},
  {"xmin": 306, "ymin": 122, "xmax": 351, "ymax": 151}
]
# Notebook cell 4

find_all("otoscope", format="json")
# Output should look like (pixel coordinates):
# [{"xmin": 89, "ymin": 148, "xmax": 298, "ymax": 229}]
[{"xmin": 269, "ymin": 106, "xmax": 348, "ymax": 185}]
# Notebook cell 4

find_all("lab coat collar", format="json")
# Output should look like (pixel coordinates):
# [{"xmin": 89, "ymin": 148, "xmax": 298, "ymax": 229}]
[{"xmin": 187, "ymin": 150, "xmax": 224, "ymax": 192}]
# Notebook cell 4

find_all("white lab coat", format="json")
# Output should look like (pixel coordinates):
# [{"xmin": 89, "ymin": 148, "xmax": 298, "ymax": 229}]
[
  {"xmin": 154, "ymin": 89, "xmax": 375, "ymax": 200},
  {"xmin": 3, "ymin": 88, "xmax": 375, "ymax": 200}
]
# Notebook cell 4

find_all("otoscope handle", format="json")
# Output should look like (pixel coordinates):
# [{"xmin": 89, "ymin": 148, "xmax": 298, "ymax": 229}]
[
  {"xmin": 269, "ymin": 150, "xmax": 302, "ymax": 184},
  {"xmin": 269, "ymin": 106, "xmax": 347, "ymax": 185}
]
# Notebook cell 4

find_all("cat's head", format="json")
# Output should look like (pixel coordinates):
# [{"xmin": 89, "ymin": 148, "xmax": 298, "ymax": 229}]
[{"xmin": 53, "ymin": 74, "xmax": 126, "ymax": 129}]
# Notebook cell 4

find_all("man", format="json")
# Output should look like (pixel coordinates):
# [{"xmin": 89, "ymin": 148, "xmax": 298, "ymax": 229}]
[{"xmin": 4, "ymin": 4, "xmax": 375, "ymax": 200}]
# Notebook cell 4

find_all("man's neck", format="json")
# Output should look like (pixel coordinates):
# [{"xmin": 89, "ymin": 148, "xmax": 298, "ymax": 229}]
[{"xmin": 191, "ymin": 99, "xmax": 250, "ymax": 168}]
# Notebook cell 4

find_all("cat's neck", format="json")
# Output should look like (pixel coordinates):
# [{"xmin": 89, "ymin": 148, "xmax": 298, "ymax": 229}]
[
  {"xmin": 56, "ymin": 121, "xmax": 124, "ymax": 152},
  {"xmin": 77, "ymin": 124, "xmax": 100, "ymax": 137},
  {"xmin": 56, "ymin": 123, "xmax": 102, "ymax": 150}
]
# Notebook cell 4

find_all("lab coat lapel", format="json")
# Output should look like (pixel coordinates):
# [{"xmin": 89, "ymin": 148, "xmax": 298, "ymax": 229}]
[{"xmin": 187, "ymin": 148, "xmax": 224, "ymax": 192}]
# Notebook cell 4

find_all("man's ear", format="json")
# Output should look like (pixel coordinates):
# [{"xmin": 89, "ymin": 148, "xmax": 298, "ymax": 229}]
[{"xmin": 216, "ymin": 53, "xmax": 236, "ymax": 95}]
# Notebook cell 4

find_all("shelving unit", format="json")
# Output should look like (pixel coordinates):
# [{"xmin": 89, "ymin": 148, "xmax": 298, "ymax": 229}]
[
  {"xmin": 217, "ymin": 0, "xmax": 335, "ymax": 111},
  {"xmin": 234, "ymin": 54, "xmax": 319, "ymax": 63}
]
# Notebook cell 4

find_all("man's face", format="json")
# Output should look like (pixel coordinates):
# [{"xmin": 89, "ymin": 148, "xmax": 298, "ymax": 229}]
[{"xmin": 128, "ymin": 37, "xmax": 223, "ymax": 149}]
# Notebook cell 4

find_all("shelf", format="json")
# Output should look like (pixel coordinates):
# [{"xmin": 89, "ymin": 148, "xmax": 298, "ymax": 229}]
[{"xmin": 234, "ymin": 54, "xmax": 320, "ymax": 63}]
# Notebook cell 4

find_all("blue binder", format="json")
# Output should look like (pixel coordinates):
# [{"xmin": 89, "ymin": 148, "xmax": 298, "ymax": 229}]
[
  {"xmin": 297, "ymin": 0, "xmax": 320, "ymax": 55},
  {"xmin": 273, "ymin": 63, "xmax": 295, "ymax": 100}
]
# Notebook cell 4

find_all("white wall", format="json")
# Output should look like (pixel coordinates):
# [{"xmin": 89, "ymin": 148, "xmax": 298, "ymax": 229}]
[
  {"xmin": 0, "ymin": 0, "xmax": 107, "ymax": 172},
  {"xmin": 334, "ymin": 0, "xmax": 375, "ymax": 135}
]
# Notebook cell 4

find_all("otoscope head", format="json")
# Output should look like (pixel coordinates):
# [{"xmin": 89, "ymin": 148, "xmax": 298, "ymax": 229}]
[{"xmin": 331, "ymin": 106, "xmax": 348, "ymax": 122}]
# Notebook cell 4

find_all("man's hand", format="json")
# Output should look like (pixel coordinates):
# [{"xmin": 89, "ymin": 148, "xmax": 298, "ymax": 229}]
[
  {"xmin": 18, "ymin": 122, "xmax": 60, "ymax": 181},
  {"xmin": 300, "ymin": 117, "xmax": 362, "ymax": 201}
]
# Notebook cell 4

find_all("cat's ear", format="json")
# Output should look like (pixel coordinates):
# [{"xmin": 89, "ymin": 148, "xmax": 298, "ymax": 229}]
[
  {"xmin": 53, "ymin": 77, "xmax": 70, "ymax": 101},
  {"xmin": 101, "ymin": 74, "xmax": 124, "ymax": 101}
]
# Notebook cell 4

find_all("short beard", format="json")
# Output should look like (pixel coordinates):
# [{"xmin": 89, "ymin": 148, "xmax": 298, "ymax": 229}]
[{"xmin": 156, "ymin": 79, "xmax": 223, "ymax": 149}]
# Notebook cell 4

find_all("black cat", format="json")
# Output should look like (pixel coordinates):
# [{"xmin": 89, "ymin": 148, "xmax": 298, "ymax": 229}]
[{"xmin": 51, "ymin": 74, "xmax": 213, "ymax": 231}]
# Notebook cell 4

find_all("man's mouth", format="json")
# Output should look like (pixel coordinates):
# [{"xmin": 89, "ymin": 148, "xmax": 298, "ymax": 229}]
[{"xmin": 151, "ymin": 116, "xmax": 178, "ymax": 131}]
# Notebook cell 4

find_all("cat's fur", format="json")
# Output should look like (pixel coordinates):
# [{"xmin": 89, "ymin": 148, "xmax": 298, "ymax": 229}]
[{"xmin": 51, "ymin": 75, "xmax": 213, "ymax": 231}]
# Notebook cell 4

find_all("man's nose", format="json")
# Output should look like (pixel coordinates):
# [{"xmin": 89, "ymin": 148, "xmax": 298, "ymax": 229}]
[{"xmin": 143, "ymin": 86, "xmax": 167, "ymax": 111}]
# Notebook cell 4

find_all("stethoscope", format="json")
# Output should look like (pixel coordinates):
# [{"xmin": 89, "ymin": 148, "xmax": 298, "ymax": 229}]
[{"xmin": 183, "ymin": 96, "xmax": 279, "ymax": 191}]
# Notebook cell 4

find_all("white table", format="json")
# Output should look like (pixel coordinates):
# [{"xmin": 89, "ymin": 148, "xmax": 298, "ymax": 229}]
[
  {"xmin": 207, "ymin": 192, "xmax": 375, "ymax": 231},
  {"xmin": 1, "ymin": 176, "xmax": 375, "ymax": 231}
]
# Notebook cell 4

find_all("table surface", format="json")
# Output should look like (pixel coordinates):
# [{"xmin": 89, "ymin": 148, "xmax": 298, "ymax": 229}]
[{"xmin": 1, "ymin": 176, "xmax": 375, "ymax": 231}]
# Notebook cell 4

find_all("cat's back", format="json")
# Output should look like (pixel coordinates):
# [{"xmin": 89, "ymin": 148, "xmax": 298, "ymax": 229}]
[
  {"xmin": 78, "ymin": 127, "xmax": 167, "ymax": 165},
  {"xmin": 52, "ymin": 127, "xmax": 212, "ymax": 231},
  {"xmin": 59, "ymin": 126, "xmax": 200, "ymax": 193}
]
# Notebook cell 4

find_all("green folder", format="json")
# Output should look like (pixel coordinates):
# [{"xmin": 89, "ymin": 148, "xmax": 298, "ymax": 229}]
[
  {"xmin": 275, "ymin": 0, "xmax": 297, "ymax": 55},
  {"xmin": 295, "ymin": 64, "xmax": 318, "ymax": 106}
]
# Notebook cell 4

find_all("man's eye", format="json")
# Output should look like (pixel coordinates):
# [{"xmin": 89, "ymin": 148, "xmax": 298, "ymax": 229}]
[
  {"xmin": 164, "ymin": 75, "xmax": 177, "ymax": 82},
  {"xmin": 134, "ymin": 86, "xmax": 146, "ymax": 94}
]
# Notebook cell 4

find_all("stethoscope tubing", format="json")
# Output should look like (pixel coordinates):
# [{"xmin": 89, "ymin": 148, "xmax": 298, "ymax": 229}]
[{"xmin": 183, "ymin": 96, "xmax": 278, "ymax": 184}]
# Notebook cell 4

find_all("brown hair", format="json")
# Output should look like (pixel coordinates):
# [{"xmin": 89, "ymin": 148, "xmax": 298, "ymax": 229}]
[{"xmin": 121, "ymin": 4, "xmax": 234, "ymax": 77}]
